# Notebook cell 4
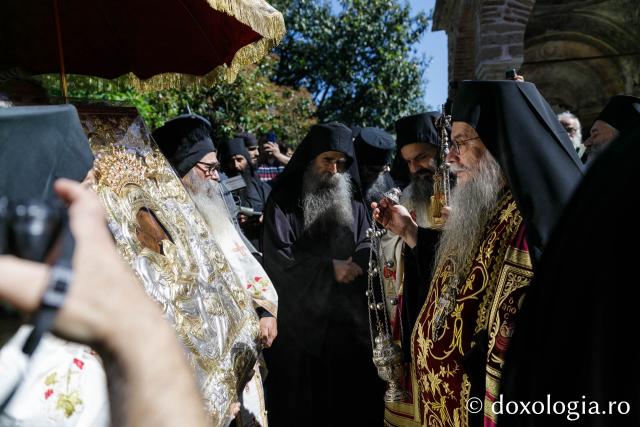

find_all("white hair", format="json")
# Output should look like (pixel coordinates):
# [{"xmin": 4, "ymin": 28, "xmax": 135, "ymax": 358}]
[{"xmin": 557, "ymin": 111, "xmax": 583, "ymax": 151}]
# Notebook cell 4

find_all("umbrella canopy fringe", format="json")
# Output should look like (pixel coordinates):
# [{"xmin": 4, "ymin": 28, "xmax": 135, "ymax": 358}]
[
  {"xmin": 128, "ymin": 0, "xmax": 286, "ymax": 91},
  {"xmin": 206, "ymin": 0, "xmax": 286, "ymax": 41}
]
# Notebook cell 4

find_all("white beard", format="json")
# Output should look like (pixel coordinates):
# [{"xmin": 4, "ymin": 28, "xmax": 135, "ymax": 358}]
[
  {"xmin": 433, "ymin": 150, "xmax": 505, "ymax": 280},
  {"xmin": 182, "ymin": 169, "xmax": 236, "ymax": 240}
]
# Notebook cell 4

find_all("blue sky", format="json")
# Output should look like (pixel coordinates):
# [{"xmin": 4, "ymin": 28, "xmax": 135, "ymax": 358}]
[{"xmin": 410, "ymin": 0, "xmax": 448, "ymax": 109}]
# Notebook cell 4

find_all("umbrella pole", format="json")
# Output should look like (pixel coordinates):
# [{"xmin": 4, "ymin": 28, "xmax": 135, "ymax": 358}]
[{"xmin": 53, "ymin": 0, "xmax": 68, "ymax": 101}]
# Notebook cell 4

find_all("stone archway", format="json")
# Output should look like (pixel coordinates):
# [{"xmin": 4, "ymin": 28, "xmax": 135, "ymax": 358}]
[
  {"xmin": 434, "ymin": 0, "xmax": 640, "ymax": 124},
  {"xmin": 522, "ymin": 0, "xmax": 640, "ymax": 126}
]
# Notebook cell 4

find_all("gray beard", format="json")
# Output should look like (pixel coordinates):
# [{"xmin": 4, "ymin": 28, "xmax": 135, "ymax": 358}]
[
  {"xmin": 433, "ymin": 151, "xmax": 505, "ymax": 281},
  {"xmin": 182, "ymin": 169, "xmax": 235, "ymax": 238},
  {"xmin": 400, "ymin": 173, "xmax": 434, "ymax": 228},
  {"xmin": 365, "ymin": 173, "xmax": 392, "ymax": 204},
  {"xmin": 302, "ymin": 167, "xmax": 354, "ymax": 231},
  {"xmin": 409, "ymin": 173, "xmax": 434, "ymax": 207}
]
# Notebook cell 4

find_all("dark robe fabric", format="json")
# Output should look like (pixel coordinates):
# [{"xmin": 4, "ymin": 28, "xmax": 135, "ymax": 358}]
[
  {"xmin": 500, "ymin": 123, "xmax": 640, "ymax": 426},
  {"xmin": 383, "ymin": 227, "xmax": 440, "ymax": 427},
  {"xmin": 236, "ymin": 167, "xmax": 270, "ymax": 214},
  {"xmin": 220, "ymin": 137, "xmax": 271, "ymax": 250},
  {"xmin": 0, "ymin": 105, "xmax": 93, "ymax": 201},
  {"xmin": 402, "ymin": 227, "xmax": 440, "ymax": 358},
  {"xmin": 262, "ymin": 123, "xmax": 384, "ymax": 426},
  {"xmin": 237, "ymin": 169, "xmax": 270, "ymax": 251}
]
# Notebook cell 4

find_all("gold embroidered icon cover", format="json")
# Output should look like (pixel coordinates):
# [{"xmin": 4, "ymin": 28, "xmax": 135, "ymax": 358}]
[{"xmin": 77, "ymin": 104, "xmax": 261, "ymax": 426}]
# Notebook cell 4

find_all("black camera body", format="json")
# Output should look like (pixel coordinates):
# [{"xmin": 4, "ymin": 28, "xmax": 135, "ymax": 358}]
[{"xmin": 0, "ymin": 197, "xmax": 67, "ymax": 262}]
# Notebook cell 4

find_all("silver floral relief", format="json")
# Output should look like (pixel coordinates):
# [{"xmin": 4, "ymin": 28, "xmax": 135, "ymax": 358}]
[{"xmin": 76, "ymin": 105, "xmax": 260, "ymax": 426}]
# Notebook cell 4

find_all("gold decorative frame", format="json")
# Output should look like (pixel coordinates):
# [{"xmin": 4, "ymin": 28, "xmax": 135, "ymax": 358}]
[{"xmin": 77, "ymin": 104, "xmax": 260, "ymax": 426}]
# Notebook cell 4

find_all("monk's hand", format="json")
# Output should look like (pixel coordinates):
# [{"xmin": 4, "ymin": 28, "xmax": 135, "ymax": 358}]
[
  {"xmin": 259, "ymin": 316, "xmax": 277, "ymax": 348},
  {"xmin": 371, "ymin": 199, "xmax": 418, "ymax": 245},
  {"xmin": 333, "ymin": 256, "xmax": 363, "ymax": 284}
]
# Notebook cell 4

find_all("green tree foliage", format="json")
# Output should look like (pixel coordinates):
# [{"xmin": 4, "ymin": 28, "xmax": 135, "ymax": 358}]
[
  {"xmin": 39, "ymin": 56, "xmax": 316, "ymax": 148},
  {"xmin": 270, "ymin": 0, "xmax": 429, "ymax": 129}
]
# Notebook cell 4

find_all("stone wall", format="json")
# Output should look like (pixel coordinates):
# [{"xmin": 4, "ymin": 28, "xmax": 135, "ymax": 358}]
[
  {"xmin": 522, "ymin": 0, "xmax": 640, "ymax": 125},
  {"xmin": 434, "ymin": 0, "xmax": 640, "ymax": 127}
]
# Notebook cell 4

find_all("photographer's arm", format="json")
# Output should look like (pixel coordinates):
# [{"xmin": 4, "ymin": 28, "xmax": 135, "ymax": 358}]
[
  {"xmin": 0, "ymin": 179, "xmax": 207, "ymax": 427},
  {"xmin": 263, "ymin": 142, "xmax": 290, "ymax": 165}
]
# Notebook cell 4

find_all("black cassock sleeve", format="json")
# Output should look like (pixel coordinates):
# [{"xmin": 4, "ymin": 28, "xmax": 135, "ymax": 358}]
[
  {"xmin": 262, "ymin": 200, "xmax": 338, "ymax": 356},
  {"xmin": 399, "ymin": 226, "xmax": 440, "ymax": 361}
]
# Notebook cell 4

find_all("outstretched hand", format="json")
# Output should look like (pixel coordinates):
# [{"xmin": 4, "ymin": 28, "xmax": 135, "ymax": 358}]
[{"xmin": 371, "ymin": 199, "xmax": 418, "ymax": 248}]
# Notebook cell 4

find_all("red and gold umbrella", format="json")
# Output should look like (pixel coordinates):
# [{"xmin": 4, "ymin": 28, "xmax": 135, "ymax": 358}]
[{"xmin": 0, "ymin": 0, "xmax": 285, "ymax": 95}]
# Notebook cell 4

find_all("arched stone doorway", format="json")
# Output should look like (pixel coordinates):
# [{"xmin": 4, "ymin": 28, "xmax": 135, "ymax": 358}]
[
  {"xmin": 522, "ymin": 0, "xmax": 640, "ymax": 126},
  {"xmin": 434, "ymin": 0, "xmax": 639, "ymax": 127}
]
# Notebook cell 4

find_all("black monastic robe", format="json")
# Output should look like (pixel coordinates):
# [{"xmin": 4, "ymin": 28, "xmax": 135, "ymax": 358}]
[
  {"xmin": 261, "ymin": 122, "xmax": 385, "ymax": 427},
  {"xmin": 262, "ymin": 197, "xmax": 384, "ymax": 426}
]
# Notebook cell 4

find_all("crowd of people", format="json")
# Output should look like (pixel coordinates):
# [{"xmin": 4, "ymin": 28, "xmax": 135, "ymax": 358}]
[{"xmin": 1, "ymin": 70, "xmax": 639, "ymax": 427}]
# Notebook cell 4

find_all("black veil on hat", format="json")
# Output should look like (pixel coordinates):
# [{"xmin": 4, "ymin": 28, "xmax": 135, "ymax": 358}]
[
  {"xmin": 395, "ymin": 111, "xmax": 441, "ymax": 150},
  {"xmin": 452, "ymin": 80, "xmax": 584, "ymax": 265},
  {"xmin": 269, "ymin": 122, "xmax": 361, "ymax": 208},
  {"xmin": 0, "ymin": 105, "xmax": 93, "ymax": 200},
  {"xmin": 391, "ymin": 111, "xmax": 442, "ymax": 185},
  {"xmin": 219, "ymin": 137, "xmax": 252, "ymax": 164},
  {"xmin": 354, "ymin": 127, "xmax": 395, "ymax": 166},
  {"xmin": 500, "ymin": 122, "xmax": 640, "ymax": 426},
  {"xmin": 235, "ymin": 131, "xmax": 258, "ymax": 148},
  {"xmin": 595, "ymin": 94, "xmax": 640, "ymax": 132},
  {"xmin": 152, "ymin": 113, "xmax": 215, "ymax": 178}
]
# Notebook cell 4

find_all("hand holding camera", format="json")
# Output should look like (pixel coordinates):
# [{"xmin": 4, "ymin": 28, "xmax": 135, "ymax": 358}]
[
  {"xmin": 0, "ymin": 179, "xmax": 152, "ymax": 344},
  {"xmin": 505, "ymin": 68, "xmax": 525, "ymax": 82}
]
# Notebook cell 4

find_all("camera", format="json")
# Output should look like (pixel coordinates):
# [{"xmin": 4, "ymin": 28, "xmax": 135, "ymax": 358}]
[
  {"xmin": 238, "ymin": 206, "xmax": 262, "ymax": 217},
  {"xmin": 0, "ymin": 197, "xmax": 67, "ymax": 262}
]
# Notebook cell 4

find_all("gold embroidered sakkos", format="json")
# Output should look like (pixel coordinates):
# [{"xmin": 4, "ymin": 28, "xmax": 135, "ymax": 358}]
[{"xmin": 411, "ymin": 191, "xmax": 533, "ymax": 426}]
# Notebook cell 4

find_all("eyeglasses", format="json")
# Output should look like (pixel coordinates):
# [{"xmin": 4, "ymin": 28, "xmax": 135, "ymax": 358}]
[
  {"xmin": 196, "ymin": 161, "xmax": 220, "ymax": 175},
  {"xmin": 450, "ymin": 136, "xmax": 480, "ymax": 155}
]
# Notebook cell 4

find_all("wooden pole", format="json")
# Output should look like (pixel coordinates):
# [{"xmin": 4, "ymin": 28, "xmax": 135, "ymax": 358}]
[{"xmin": 53, "ymin": 0, "xmax": 68, "ymax": 101}]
